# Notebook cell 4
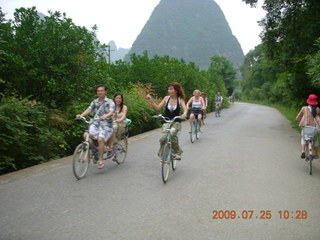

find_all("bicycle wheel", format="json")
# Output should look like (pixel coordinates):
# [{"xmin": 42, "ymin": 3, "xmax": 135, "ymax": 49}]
[
  {"xmin": 308, "ymin": 157, "xmax": 312, "ymax": 175},
  {"xmin": 195, "ymin": 120, "xmax": 200, "ymax": 140},
  {"xmin": 72, "ymin": 143, "xmax": 90, "ymax": 180},
  {"xmin": 172, "ymin": 147, "xmax": 177, "ymax": 171},
  {"xmin": 113, "ymin": 137, "xmax": 128, "ymax": 164},
  {"xmin": 190, "ymin": 121, "xmax": 196, "ymax": 143},
  {"xmin": 161, "ymin": 144, "xmax": 171, "ymax": 183}
]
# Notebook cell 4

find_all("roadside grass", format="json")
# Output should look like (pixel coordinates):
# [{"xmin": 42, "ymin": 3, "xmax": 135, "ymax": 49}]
[{"xmin": 239, "ymin": 100, "xmax": 300, "ymax": 132}]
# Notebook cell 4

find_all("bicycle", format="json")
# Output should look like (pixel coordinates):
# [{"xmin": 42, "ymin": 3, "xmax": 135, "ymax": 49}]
[
  {"xmin": 152, "ymin": 114, "xmax": 186, "ymax": 183},
  {"xmin": 302, "ymin": 126, "xmax": 318, "ymax": 175},
  {"xmin": 72, "ymin": 116, "xmax": 129, "ymax": 180},
  {"xmin": 215, "ymin": 103, "xmax": 221, "ymax": 117},
  {"xmin": 189, "ymin": 108, "xmax": 201, "ymax": 143}
]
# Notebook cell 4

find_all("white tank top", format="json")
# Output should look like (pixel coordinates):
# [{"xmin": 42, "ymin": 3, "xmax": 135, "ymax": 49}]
[{"xmin": 192, "ymin": 97, "xmax": 202, "ymax": 109}]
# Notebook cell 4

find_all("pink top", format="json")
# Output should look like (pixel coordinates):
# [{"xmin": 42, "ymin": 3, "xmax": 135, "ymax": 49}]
[{"xmin": 296, "ymin": 106, "xmax": 320, "ymax": 127}]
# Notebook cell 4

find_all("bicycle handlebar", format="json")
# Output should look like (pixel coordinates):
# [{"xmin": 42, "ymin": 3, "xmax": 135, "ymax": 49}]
[
  {"xmin": 152, "ymin": 114, "xmax": 186, "ymax": 123},
  {"xmin": 75, "ymin": 116, "xmax": 100, "ymax": 124}
]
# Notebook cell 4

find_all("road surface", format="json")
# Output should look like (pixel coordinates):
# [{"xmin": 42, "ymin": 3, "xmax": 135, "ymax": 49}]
[{"xmin": 1, "ymin": 102, "xmax": 320, "ymax": 240}]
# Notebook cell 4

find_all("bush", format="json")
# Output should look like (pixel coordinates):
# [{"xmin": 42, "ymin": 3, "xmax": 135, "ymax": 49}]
[{"xmin": 0, "ymin": 97, "xmax": 68, "ymax": 174}]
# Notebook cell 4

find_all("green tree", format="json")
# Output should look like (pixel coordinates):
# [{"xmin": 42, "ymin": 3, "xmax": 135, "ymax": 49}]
[
  {"xmin": 242, "ymin": 0, "xmax": 320, "ymax": 102},
  {"xmin": 308, "ymin": 38, "xmax": 320, "ymax": 88},
  {"xmin": 0, "ymin": 7, "xmax": 111, "ymax": 108},
  {"xmin": 208, "ymin": 55, "xmax": 236, "ymax": 95}
]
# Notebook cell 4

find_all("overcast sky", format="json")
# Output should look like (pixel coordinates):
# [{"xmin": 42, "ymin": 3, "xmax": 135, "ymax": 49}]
[{"xmin": 1, "ymin": 0, "xmax": 266, "ymax": 54}]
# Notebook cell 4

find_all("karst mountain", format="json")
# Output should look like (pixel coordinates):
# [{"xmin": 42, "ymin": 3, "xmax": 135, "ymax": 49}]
[{"xmin": 125, "ymin": 0, "xmax": 244, "ymax": 69}]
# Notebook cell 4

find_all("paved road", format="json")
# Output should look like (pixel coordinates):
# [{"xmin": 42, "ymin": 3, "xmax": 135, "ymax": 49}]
[{"xmin": 1, "ymin": 102, "xmax": 320, "ymax": 240}]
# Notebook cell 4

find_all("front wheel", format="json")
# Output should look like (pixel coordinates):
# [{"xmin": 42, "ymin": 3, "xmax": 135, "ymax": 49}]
[
  {"xmin": 195, "ymin": 120, "xmax": 200, "ymax": 140},
  {"xmin": 72, "ymin": 143, "xmax": 90, "ymax": 180},
  {"xmin": 190, "ymin": 121, "xmax": 196, "ymax": 143},
  {"xmin": 161, "ymin": 144, "xmax": 171, "ymax": 183},
  {"xmin": 113, "ymin": 137, "xmax": 128, "ymax": 164}
]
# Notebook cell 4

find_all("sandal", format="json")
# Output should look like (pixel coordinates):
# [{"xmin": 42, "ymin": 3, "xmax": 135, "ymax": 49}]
[
  {"xmin": 98, "ymin": 162, "xmax": 105, "ymax": 169},
  {"xmin": 174, "ymin": 155, "xmax": 182, "ymax": 160}
]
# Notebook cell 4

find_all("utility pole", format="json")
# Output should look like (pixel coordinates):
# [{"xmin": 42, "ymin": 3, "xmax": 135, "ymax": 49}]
[{"xmin": 106, "ymin": 45, "xmax": 115, "ymax": 64}]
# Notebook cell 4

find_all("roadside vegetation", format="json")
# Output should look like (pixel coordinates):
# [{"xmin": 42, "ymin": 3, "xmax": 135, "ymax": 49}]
[
  {"xmin": 237, "ymin": 0, "xmax": 320, "ymax": 133},
  {"xmin": 0, "ymin": 7, "xmax": 235, "ymax": 174}
]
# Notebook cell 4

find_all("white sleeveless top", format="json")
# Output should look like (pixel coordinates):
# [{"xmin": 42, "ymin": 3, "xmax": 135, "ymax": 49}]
[{"xmin": 192, "ymin": 97, "xmax": 202, "ymax": 109}]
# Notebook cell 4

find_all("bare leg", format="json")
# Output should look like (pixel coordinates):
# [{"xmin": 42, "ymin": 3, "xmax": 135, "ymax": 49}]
[
  {"xmin": 98, "ymin": 137, "xmax": 105, "ymax": 167},
  {"xmin": 189, "ymin": 113, "xmax": 194, "ymax": 128}
]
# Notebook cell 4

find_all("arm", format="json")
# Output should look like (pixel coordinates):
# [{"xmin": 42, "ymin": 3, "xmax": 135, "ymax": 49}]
[
  {"xmin": 180, "ymin": 99, "xmax": 188, "ymax": 118},
  {"xmin": 100, "ymin": 109, "xmax": 114, "ymax": 120},
  {"xmin": 296, "ymin": 107, "xmax": 305, "ymax": 122},
  {"xmin": 115, "ymin": 105, "xmax": 128, "ymax": 123},
  {"xmin": 100, "ymin": 101, "xmax": 115, "ymax": 120},
  {"xmin": 76, "ymin": 108, "xmax": 91, "ymax": 118},
  {"xmin": 147, "ymin": 96, "xmax": 167, "ymax": 111},
  {"xmin": 186, "ymin": 97, "xmax": 193, "ymax": 109}
]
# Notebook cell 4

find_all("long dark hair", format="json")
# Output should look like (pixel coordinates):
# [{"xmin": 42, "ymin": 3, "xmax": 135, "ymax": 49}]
[
  {"xmin": 167, "ymin": 82, "xmax": 185, "ymax": 100},
  {"xmin": 311, "ymin": 105, "xmax": 317, "ymax": 118},
  {"xmin": 114, "ymin": 93, "xmax": 124, "ymax": 113}
]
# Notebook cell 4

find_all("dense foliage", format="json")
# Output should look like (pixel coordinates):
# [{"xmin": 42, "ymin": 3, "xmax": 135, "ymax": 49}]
[
  {"xmin": 0, "ymin": 7, "xmax": 236, "ymax": 174},
  {"xmin": 126, "ymin": 0, "xmax": 244, "ymax": 69},
  {"xmin": 239, "ymin": 0, "xmax": 320, "ymax": 107}
]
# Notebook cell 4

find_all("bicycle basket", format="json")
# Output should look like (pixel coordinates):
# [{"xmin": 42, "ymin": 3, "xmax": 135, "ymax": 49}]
[
  {"xmin": 162, "ymin": 123, "xmax": 171, "ymax": 132},
  {"xmin": 124, "ymin": 118, "xmax": 132, "ymax": 127},
  {"xmin": 303, "ymin": 126, "xmax": 318, "ymax": 139}
]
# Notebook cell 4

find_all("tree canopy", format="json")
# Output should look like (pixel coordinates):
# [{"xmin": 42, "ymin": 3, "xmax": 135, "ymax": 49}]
[{"xmin": 240, "ymin": 0, "xmax": 320, "ymax": 105}]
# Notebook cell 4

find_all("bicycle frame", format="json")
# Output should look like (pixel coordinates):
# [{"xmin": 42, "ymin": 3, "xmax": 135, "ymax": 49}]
[
  {"xmin": 189, "ymin": 109, "xmax": 200, "ymax": 143},
  {"xmin": 152, "ymin": 114, "xmax": 186, "ymax": 183},
  {"xmin": 72, "ymin": 116, "xmax": 128, "ymax": 180},
  {"xmin": 303, "ymin": 125, "xmax": 317, "ymax": 176}
]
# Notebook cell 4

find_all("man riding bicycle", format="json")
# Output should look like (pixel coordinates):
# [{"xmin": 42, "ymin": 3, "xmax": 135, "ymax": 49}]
[
  {"xmin": 76, "ymin": 84, "xmax": 115, "ymax": 169},
  {"xmin": 215, "ymin": 92, "xmax": 223, "ymax": 112}
]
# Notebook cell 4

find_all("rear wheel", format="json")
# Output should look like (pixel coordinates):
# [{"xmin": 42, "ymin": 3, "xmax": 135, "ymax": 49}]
[
  {"xmin": 161, "ymin": 144, "xmax": 171, "ymax": 183},
  {"xmin": 307, "ymin": 142, "xmax": 313, "ymax": 175},
  {"xmin": 72, "ymin": 143, "xmax": 90, "ymax": 180},
  {"xmin": 113, "ymin": 137, "xmax": 128, "ymax": 164},
  {"xmin": 308, "ymin": 156, "xmax": 312, "ymax": 175}
]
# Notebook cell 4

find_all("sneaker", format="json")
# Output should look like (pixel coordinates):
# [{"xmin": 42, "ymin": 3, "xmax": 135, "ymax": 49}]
[{"xmin": 301, "ymin": 152, "xmax": 306, "ymax": 159}]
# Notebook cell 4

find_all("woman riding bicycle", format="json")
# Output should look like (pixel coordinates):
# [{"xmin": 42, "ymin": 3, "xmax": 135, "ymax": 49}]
[
  {"xmin": 296, "ymin": 94, "xmax": 320, "ymax": 159},
  {"xmin": 147, "ymin": 82, "xmax": 188, "ymax": 160},
  {"xmin": 106, "ymin": 93, "xmax": 128, "ymax": 155},
  {"xmin": 186, "ymin": 89, "xmax": 206, "ymax": 130}
]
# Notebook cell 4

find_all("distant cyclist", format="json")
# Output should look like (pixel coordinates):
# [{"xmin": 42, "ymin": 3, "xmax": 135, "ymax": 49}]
[
  {"xmin": 186, "ymin": 89, "xmax": 206, "ymax": 130},
  {"xmin": 296, "ymin": 94, "xmax": 320, "ymax": 159},
  {"xmin": 215, "ymin": 92, "xmax": 223, "ymax": 112}
]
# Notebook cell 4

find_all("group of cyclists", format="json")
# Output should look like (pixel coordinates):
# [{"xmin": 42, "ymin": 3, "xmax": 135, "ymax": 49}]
[
  {"xmin": 76, "ymin": 82, "xmax": 227, "ymax": 167},
  {"xmin": 77, "ymin": 84, "xmax": 320, "ymax": 174}
]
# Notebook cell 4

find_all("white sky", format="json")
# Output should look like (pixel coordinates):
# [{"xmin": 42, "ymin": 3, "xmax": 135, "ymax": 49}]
[{"xmin": 1, "ymin": 0, "xmax": 266, "ymax": 54}]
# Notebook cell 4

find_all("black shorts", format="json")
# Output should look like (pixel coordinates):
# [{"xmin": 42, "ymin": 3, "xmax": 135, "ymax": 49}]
[{"xmin": 191, "ymin": 109, "xmax": 203, "ymax": 116}]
